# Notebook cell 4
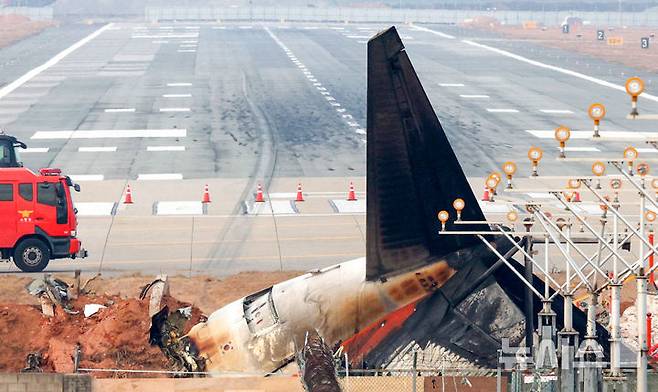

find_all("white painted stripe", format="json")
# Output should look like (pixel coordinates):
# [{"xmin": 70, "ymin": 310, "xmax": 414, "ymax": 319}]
[
  {"xmin": 78, "ymin": 146, "xmax": 117, "ymax": 152},
  {"xmin": 75, "ymin": 202, "xmax": 115, "ymax": 216},
  {"xmin": 246, "ymin": 201, "xmax": 298, "ymax": 215},
  {"xmin": 152, "ymin": 40, "xmax": 169, "ymax": 44},
  {"xmin": 132, "ymin": 34, "xmax": 199, "ymax": 39},
  {"xmin": 461, "ymin": 39, "xmax": 658, "ymax": 104},
  {"xmin": 459, "ymin": 94, "xmax": 489, "ymax": 98},
  {"xmin": 147, "ymin": 146, "xmax": 186, "ymax": 151},
  {"xmin": 163, "ymin": 94, "xmax": 191, "ymax": 98},
  {"xmin": 486, "ymin": 108, "xmax": 519, "ymax": 113},
  {"xmin": 526, "ymin": 192, "xmax": 554, "ymax": 199},
  {"xmin": 31, "ymin": 129, "xmax": 187, "ymax": 139},
  {"xmin": 239, "ymin": 26, "xmax": 254, "ymax": 29},
  {"xmin": 346, "ymin": 35, "xmax": 370, "ymax": 39},
  {"xmin": 478, "ymin": 201, "xmax": 511, "ymax": 213},
  {"xmin": 439, "ymin": 83, "xmax": 465, "ymax": 87},
  {"xmin": 525, "ymin": 130, "xmax": 657, "ymax": 140},
  {"xmin": 22, "ymin": 147, "xmax": 49, "ymax": 153},
  {"xmin": 177, "ymin": 50, "xmax": 196, "ymax": 53},
  {"xmin": 637, "ymin": 148, "xmax": 658, "ymax": 153},
  {"xmin": 410, "ymin": 25, "xmax": 456, "ymax": 39},
  {"xmin": 104, "ymin": 108, "xmax": 136, "ymax": 113},
  {"xmin": 331, "ymin": 199, "xmax": 366, "ymax": 214},
  {"xmin": 540, "ymin": 109, "xmax": 574, "ymax": 114},
  {"xmin": 179, "ymin": 44, "xmax": 198, "ymax": 48},
  {"xmin": 159, "ymin": 108, "xmax": 191, "ymax": 112},
  {"xmin": 561, "ymin": 146, "xmax": 600, "ymax": 152},
  {"xmin": 138, "ymin": 173, "xmax": 183, "ymax": 180},
  {"xmin": 69, "ymin": 174, "xmax": 104, "ymax": 182},
  {"xmin": 0, "ymin": 23, "xmax": 113, "ymax": 101},
  {"xmin": 185, "ymin": 26, "xmax": 200, "ymax": 30},
  {"xmin": 167, "ymin": 83, "xmax": 192, "ymax": 87},
  {"xmin": 156, "ymin": 201, "xmax": 203, "ymax": 215},
  {"xmin": 181, "ymin": 40, "xmax": 198, "ymax": 43}
]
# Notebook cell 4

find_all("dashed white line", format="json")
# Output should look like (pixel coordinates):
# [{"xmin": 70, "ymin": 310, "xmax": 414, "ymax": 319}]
[
  {"xmin": 560, "ymin": 146, "xmax": 600, "ymax": 152},
  {"xmin": 138, "ymin": 173, "xmax": 184, "ymax": 181},
  {"xmin": 167, "ymin": 83, "xmax": 192, "ymax": 87},
  {"xmin": 70, "ymin": 174, "xmax": 105, "ymax": 182},
  {"xmin": 540, "ymin": 109, "xmax": 574, "ymax": 114},
  {"xmin": 147, "ymin": 146, "xmax": 186, "ymax": 152},
  {"xmin": 105, "ymin": 108, "xmax": 136, "ymax": 113},
  {"xmin": 163, "ymin": 94, "xmax": 192, "ymax": 98},
  {"xmin": 177, "ymin": 50, "xmax": 197, "ymax": 53},
  {"xmin": 439, "ymin": 83, "xmax": 465, "ymax": 87},
  {"xmin": 22, "ymin": 147, "xmax": 49, "ymax": 153},
  {"xmin": 160, "ymin": 108, "xmax": 191, "ymax": 112},
  {"xmin": 525, "ymin": 130, "xmax": 657, "ymax": 140},
  {"xmin": 152, "ymin": 40, "xmax": 169, "ymax": 44},
  {"xmin": 486, "ymin": 108, "xmax": 519, "ymax": 113},
  {"xmin": 31, "ymin": 129, "xmax": 187, "ymax": 139},
  {"xmin": 410, "ymin": 25, "xmax": 456, "ymax": 39},
  {"xmin": 459, "ymin": 94, "xmax": 489, "ymax": 99},
  {"xmin": 78, "ymin": 146, "xmax": 117, "ymax": 152}
]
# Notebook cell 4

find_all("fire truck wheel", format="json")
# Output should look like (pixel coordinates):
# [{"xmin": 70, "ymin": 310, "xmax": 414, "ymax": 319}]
[{"xmin": 14, "ymin": 239, "xmax": 50, "ymax": 273}]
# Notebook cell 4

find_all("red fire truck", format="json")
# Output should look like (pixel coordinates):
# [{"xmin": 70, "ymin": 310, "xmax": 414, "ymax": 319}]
[{"xmin": 0, "ymin": 167, "xmax": 87, "ymax": 272}]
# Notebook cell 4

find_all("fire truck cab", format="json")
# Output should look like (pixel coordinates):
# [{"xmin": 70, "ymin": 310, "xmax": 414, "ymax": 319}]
[
  {"xmin": 0, "ymin": 167, "xmax": 87, "ymax": 272},
  {"xmin": 0, "ymin": 133, "xmax": 26, "ymax": 168}
]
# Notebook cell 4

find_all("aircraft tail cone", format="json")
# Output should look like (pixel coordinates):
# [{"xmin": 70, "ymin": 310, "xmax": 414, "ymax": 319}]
[
  {"xmin": 347, "ymin": 182, "xmax": 357, "ymax": 201},
  {"xmin": 255, "ymin": 183, "xmax": 265, "ymax": 203},
  {"xmin": 123, "ymin": 184, "xmax": 134, "ymax": 204},
  {"xmin": 202, "ymin": 184, "xmax": 211, "ymax": 203},
  {"xmin": 296, "ymin": 183, "xmax": 304, "ymax": 202}
]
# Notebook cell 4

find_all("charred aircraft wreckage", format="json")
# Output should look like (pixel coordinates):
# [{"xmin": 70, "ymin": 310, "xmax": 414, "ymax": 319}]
[{"xmin": 155, "ymin": 26, "xmax": 610, "ymax": 378}]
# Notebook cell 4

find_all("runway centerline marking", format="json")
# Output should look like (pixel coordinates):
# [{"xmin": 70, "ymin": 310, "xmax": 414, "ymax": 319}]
[
  {"xmin": 105, "ymin": 108, "xmax": 136, "ymax": 113},
  {"xmin": 0, "ymin": 23, "xmax": 114, "ymax": 101},
  {"xmin": 147, "ymin": 146, "xmax": 186, "ymax": 152},
  {"xmin": 69, "ymin": 174, "xmax": 105, "ymax": 182},
  {"xmin": 163, "ymin": 94, "xmax": 192, "ymax": 98},
  {"xmin": 439, "ymin": 83, "xmax": 465, "ymax": 87},
  {"xmin": 459, "ymin": 94, "xmax": 489, "ymax": 99},
  {"xmin": 486, "ymin": 108, "xmax": 519, "ymax": 113},
  {"xmin": 31, "ymin": 129, "xmax": 187, "ymax": 139},
  {"xmin": 22, "ymin": 147, "xmax": 49, "ymax": 153},
  {"xmin": 410, "ymin": 25, "xmax": 456, "ymax": 39},
  {"xmin": 167, "ymin": 83, "xmax": 192, "ymax": 87},
  {"xmin": 78, "ymin": 146, "xmax": 117, "ymax": 152},
  {"xmin": 138, "ymin": 173, "xmax": 184, "ymax": 180}
]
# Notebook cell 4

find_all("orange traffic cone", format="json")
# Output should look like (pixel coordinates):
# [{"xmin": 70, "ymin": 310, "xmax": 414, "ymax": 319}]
[
  {"xmin": 481, "ymin": 187, "xmax": 490, "ymax": 202},
  {"xmin": 255, "ymin": 183, "xmax": 265, "ymax": 203},
  {"xmin": 347, "ymin": 182, "xmax": 357, "ymax": 201},
  {"xmin": 202, "ymin": 184, "xmax": 211, "ymax": 203},
  {"xmin": 295, "ymin": 183, "xmax": 304, "ymax": 202},
  {"xmin": 573, "ymin": 191, "xmax": 581, "ymax": 203},
  {"xmin": 124, "ymin": 184, "xmax": 133, "ymax": 204}
]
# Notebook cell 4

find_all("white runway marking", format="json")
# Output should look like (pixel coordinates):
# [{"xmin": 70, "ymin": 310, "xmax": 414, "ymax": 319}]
[
  {"xmin": 22, "ymin": 147, "xmax": 49, "ymax": 153},
  {"xmin": 181, "ymin": 40, "xmax": 198, "ymax": 44},
  {"xmin": 459, "ymin": 94, "xmax": 489, "ymax": 99},
  {"xmin": 478, "ymin": 202, "xmax": 511, "ymax": 213},
  {"xmin": 239, "ymin": 26, "xmax": 254, "ymax": 29},
  {"xmin": 167, "ymin": 83, "xmax": 192, "ymax": 87},
  {"xmin": 0, "ymin": 23, "xmax": 113, "ymax": 101},
  {"xmin": 346, "ymin": 35, "xmax": 370, "ymax": 39},
  {"xmin": 160, "ymin": 108, "xmax": 191, "ymax": 112},
  {"xmin": 526, "ymin": 130, "xmax": 658, "ymax": 139},
  {"xmin": 637, "ymin": 148, "xmax": 658, "ymax": 153},
  {"xmin": 138, "ymin": 173, "xmax": 184, "ymax": 181},
  {"xmin": 245, "ymin": 201, "xmax": 298, "ymax": 215},
  {"xmin": 540, "ymin": 109, "xmax": 574, "ymax": 114},
  {"xmin": 133, "ymin": 34, "xmax": 199, "ymax": 39},
  {"xmin": 526, "ymin": 192, "xmax": 554, "ymax": 199},
  {"xmin": 461, "ymin": 39, "xmax": 658, "ymax": 103},
  {"xmin": 147, "ymin": 146, "xmax": 186, "ymax": 151},
  {"xmin": 180, "ymin": 44, "xmax": 198, "ymax": 48},
  {"xmin": 410, "ymin": 25, "xmax": 456, "ymax": 39},
  {"xmin": 156, "ymin": 201, "xmax": 203, "ymax": 215},
  {"xmin": 486, "ymin": 108, "xmax": 519, "ymax": 113},
  {"xmin": 177, "ymin": 50, "xmax": 197, "ymax": 53},
  {"xmin": 211, "ymin": 26, "xmax": 226, "ymax": 30},
  {"xmin": 439, "ymin": 83, "xmax": 465, "ymax": 87},
  {"xmin": 104, "ymin": 108, "xmax": 136, "ymax": 113},
  {"xmin": 185, "ymin": 26, "xmax": 200, "ymax": 30},
  {"xmin": 163, "ymin": 94, "xmax": 192, "ymax": 98},
  {"xmin": 561, "ymin": 146, "xmax": 600, "ymax": 152},
  {"xmin": 152, "ymin": 40, "xmax": 169, "ymax": 44},
  {"xmin": 31, "ymin": 129, "xmax": 187, "ymax": 139},
  {"xmin": 330, "ymin": 199, "xmax": 366, "ymax": 214},
  {"xmin": 75, "ymin": 202, "xmax": 116, "ymax": 217},
  {"xmin": 78, "ymin": 146, "xmax": 117, "ymax": 152},
  {"xmin": 69, "ymin": 174, "xmax": 104, "ymax": 182}
]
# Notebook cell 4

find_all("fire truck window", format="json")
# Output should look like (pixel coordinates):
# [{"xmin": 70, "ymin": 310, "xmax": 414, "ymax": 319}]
[
  {"xmin": 0, "ymin": 146, "xmax": 9, "ymax": 166},
  {"xmin": 0, "ymin": 184, "xmax": 12, "ymax": 201},
  {"xmin": 19, "ymin": 183, "xmax": 33, "ymax": 201},
  {"xmin": 37, "ymin": 183, "xmax": 57, "ymax": 206}
]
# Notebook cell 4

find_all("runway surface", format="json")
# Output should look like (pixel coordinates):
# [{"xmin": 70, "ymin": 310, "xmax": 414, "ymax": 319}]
[{"xmin": 0, "ymin": 21, "xmax": 657, "ymax": 275}]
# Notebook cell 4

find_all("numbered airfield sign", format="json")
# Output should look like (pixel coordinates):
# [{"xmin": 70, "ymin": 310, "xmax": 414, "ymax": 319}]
[
  {"xmin": 597, "ymin": 30, "xmax": 605, "ymax": 40},
  {"xmin": 642, "ymin": 37, "xmax": 650, "ymax": 49}
]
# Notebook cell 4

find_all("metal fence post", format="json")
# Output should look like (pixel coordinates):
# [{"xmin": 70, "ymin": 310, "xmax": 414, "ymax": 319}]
[{"xmin": 412, "ymin": 350, "xmax": 418, "ymax": 392}]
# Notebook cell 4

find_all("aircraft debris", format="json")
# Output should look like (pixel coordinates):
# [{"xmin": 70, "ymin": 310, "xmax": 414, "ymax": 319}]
[
  {"xmin": 150, "ymin": 305, "xmax": 205, "ymax": 375},
  {"xmin": 83, "ymin": 304, "xmax": 107, "ymax": 318},
  {"xmin": 140, "ymin": 274, "xmax": 170, "ymax": 317},
  {"xmin": 26, "ymin": 274, "xmax": 77, "ymax": 316},
  {"xmin": 21, "ymin": 353, "xmax": 42, "ymax": 373},
  {"xmin": 297, "ymin": 330, "xmax": 342, "ymax": 392}
]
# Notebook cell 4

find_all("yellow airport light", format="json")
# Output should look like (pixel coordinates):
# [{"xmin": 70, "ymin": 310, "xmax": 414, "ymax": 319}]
[
  {"xmin": 624, "ymin": 146, "xmax": 639, "ymax": 175},
  {"xmin": 610, "ymin": 178, "xmax": 623, "ymax": 203},
  {"xmin": 438, "ymin": 210, "xmax": 450, "ymax": 231},
  {"xmin": 452, "ymin": 198, "xmax": 465, "ymax": 221},
  {"xmin": 485, "ymin": 175, "xmax": 500, "ymax": 202},
  {"xmin": 588, "ymin": 103, "xmax": 606, "ymax": 138},
  {"xmin": 528, "ymin": 146, "xmax": 543, "ymax": 177},
  {"xmin": 626, "ymin": 77, "xmax": 645, "ymax": 118},
  {"xmin": 555, "ymin": 126, "xmax": 571, "ymax": 158},
  {"xmin": 502, "ymin": 161, "xmax": 517, "ymax": 189},
  {"xmin": 592, "ymin": 161, "xmax": 606, "ymax": 189},
  {"xmin": 507, "ymin": 210, "xmax": 518, "ymax": 222}
]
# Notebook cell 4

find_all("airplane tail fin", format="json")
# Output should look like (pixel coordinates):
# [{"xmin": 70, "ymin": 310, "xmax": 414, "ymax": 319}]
[{"xmin": 366, "ymin": 27, "xmax": 488, "ymax": 280}]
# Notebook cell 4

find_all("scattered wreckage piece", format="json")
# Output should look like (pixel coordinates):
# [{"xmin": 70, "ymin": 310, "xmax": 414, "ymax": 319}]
[
  {"xmin": 297, "ymin": 330, "xmax": 342, "ymax": 392},
  {"xmin": 22, "ymin": 353, "xmax": 42, "ymax": 373},
  {"xmin": 140, "ymin": 274, "xmax": 170, "ymax": 317},
  {"xmin": 83, "ymin": 304, "xmax": 106, "ymax": 318},
  {"xmin": 150, "ymin": 305, "xmax": 205, "ymax": 375},
  {"xmin": 26, "ymin": 274, "xmax": 78, "ymax": 316}
]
